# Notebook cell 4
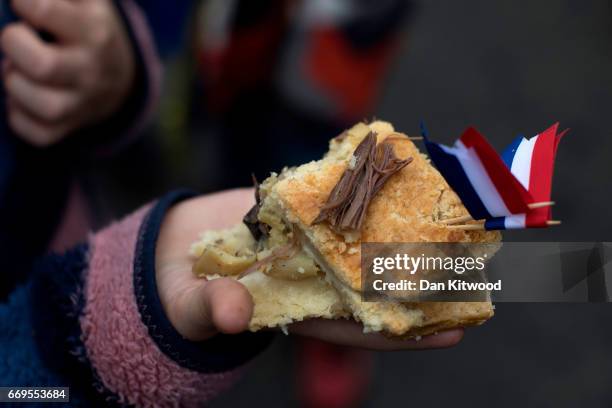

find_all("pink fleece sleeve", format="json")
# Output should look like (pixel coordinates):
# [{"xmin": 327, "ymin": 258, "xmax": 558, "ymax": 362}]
[{"xmin": 80, "ymin": 204, "xmax": 243, "ymax": 407}]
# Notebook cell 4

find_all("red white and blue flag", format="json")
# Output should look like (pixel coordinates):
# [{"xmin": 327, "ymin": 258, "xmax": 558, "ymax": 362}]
[
  {"xmin": 484, "ymin": 123, "xmax": 567, "ymax": 230},
  {"xmin": 423, "ymin": 126, "xmax": 533, "ymax": 220},
  {"xmin": 422, "ymin": 122, "xmax": 566, "ymax": 230}
]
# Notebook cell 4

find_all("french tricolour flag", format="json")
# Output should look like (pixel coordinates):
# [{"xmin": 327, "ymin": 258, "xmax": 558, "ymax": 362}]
[
  {"xmin": 423, "ymin": 126, "xmax": 534, "ymax": 221},
  {"xmin": 484, "ymin": 123, "xmax": 567, "ymax": 230}
]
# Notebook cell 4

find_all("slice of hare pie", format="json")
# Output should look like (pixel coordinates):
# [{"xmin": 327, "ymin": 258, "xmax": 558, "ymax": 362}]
[{"xmin": 192, "ymin": 121, "xmax": 500, "ymax": 337}]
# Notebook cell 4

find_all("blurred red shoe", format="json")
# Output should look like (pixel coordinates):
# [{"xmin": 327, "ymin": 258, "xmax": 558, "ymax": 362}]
[{"xmin": 296, "ymin": 338, "xmax": 374, "ymax": 408}]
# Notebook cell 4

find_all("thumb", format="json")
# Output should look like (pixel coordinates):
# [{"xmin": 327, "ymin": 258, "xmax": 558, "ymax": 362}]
[{"xmin": 175, "ymin": 278, "xmax": 254, "ymax": 341}]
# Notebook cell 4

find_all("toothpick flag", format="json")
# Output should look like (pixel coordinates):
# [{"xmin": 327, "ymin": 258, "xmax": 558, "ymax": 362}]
[
  {"xmin": 484, "ymin": 123, "xmax": 568, "ymax": 230},
  {"xmin": 421, "ymin": 121, "xmax": 566, "ymax": 230},
  {"xmin": 422, "ymin": 124, "xmax": 533, "ymax": 220}
]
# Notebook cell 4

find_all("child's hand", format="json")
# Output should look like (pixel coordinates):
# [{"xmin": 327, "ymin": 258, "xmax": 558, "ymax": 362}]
[
  {"xmin": 155, "ymin": 189, "xmax": 464, "ymax": 350},
  {"xmin": 0, "ymin": 0, "xmax": 135, "ymax": 146},
  {"xmin": 155, "ymin": 190, "xmax": 258, "ymax": 341}
]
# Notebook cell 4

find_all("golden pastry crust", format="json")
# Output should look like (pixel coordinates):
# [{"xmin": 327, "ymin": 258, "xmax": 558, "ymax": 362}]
[
  {"xmin": 241, "ymin": 271, "xmax": 349, "ymax": 331},
  {"xmin": 192, "ymin": 121, "xmax": 500, "ymax": 337},
  {"xmin": 266, "ymin": 121, "xmax": 500, "ymax": 336},
  {"xmin": 273, "ymin": 121, "xmax": 500, "ymax": 291}
]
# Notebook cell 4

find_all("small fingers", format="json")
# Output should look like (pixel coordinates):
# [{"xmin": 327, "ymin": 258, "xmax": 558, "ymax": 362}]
[
  {"xmin": 7, "ymin": 100, "xmax": 74, "ymax": 146},
  {"xmin": 1, "ymin": 23, "xmax": 84, "ymax": 86},
  {"xmin": 206, "ymin": 279, "xmax": 254, "ymax": 334},
  {"xmin": 289, "ymin": 319, "xmax": 464, "ymax": 350},
  {"xmin": 11, "ymin": 0, "xmax": 85, "ymax": 41},
  {"xmin": 5, "ymin": 70, "xmax": 80, "ymax": 122},
  {"xmin": 174, "ymin": 278, "xmax": 254, "ymax": 341}
]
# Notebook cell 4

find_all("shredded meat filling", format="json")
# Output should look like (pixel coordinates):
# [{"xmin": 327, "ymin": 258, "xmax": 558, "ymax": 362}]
[
  {"xmin": 243, "ymin": 175, "xmax": 270, "ymax": 240},
  {"xmin": 313, "ymin": 132, "xmax": 413, "ymax": 233}
]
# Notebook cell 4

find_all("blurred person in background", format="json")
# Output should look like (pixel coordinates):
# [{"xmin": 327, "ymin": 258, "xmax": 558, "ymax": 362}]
[
  {"xmin": 189, "ymin": 0, "xmax": 414, "ymax": 187},
  {"xmin": 0, "ymin": 0, "xmax": 164, "ymax": 300}
]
